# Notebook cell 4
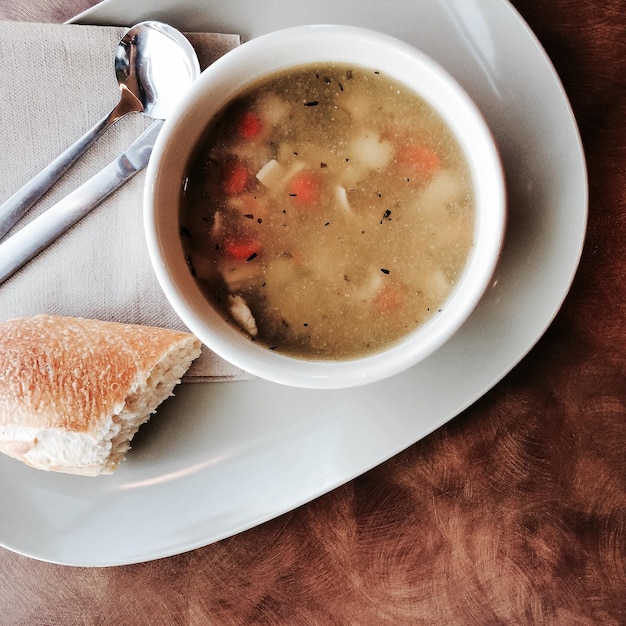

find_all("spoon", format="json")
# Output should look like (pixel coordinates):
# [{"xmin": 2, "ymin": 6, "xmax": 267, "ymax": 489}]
[{"xmin": 0, "ymin": 21, "xmax": 200, "ymax": 240}]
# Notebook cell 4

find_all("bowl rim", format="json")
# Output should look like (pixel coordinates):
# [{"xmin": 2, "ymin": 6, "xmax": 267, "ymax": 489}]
[{"xmin": 144, "ymin": 24, "xmax": 506, "ymax": 389}]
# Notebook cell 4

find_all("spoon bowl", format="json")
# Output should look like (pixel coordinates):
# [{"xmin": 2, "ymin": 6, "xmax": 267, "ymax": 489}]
[
  {"xmin": 0, "ymin": 21, "xmax": 200, "ymax": 240},
  {"xmin": 115, "ymin": 21, "xmax": 201, "ymax": 121}
]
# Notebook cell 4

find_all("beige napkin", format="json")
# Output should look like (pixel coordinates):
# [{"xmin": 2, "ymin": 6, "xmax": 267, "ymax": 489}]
[{"xmin": 0, "ymin": 21, "xmax": 251, "ymax": 381}]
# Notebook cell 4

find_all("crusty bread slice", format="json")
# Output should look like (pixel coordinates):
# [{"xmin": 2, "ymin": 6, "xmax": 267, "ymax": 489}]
[{"xmin": 0, "ymin": 315, "xmax": 202, "ymax": 476}]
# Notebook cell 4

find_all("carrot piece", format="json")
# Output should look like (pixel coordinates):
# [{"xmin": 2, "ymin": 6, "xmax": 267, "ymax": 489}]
[
  {"xmin": 238, "ymin": 111, "xmax": 262, "ymax": 139},
  {"xmin": 222, "ymin": 161, "xmax": 249, "ymax": 195},
  {"xmin": 373, "ymin": 284, "xmax": 404, "ymax": 313},
  {"xmin": 287, "ymin": 172, "xmax": 321, "ymax": 204},
  {"xmin": 224, "ymin": 238, "xmax": 260, "ymax": 260},
  {"xmin": 399, "ymin": 144, "xmax": 440, "ymax": 176}
]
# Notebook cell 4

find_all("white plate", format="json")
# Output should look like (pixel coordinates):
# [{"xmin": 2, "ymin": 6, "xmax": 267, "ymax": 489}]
[{"xmin": 0, "ymin": 0, "xmax": 586, "ymax": 566}]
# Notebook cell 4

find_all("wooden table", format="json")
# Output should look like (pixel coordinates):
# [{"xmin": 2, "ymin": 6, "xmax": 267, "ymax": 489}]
[{"xmin": 1, "ymin": 1, "xmax": 624, "ymax": 623}]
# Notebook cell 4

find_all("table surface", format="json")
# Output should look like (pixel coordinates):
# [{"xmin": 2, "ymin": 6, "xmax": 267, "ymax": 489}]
[{"xmin": 1, "ymin": 1, "xmax": 625, "ymax": 624}]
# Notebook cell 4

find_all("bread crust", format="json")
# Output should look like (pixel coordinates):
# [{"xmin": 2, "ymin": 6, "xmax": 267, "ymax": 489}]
[{"xmin": 0, "ymin": 314, "xmax": 201, "ymax": 474}]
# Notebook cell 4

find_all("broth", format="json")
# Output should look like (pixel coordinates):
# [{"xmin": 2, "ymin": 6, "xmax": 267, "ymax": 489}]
[{"xmin": 179, "ymin": 63, "xmax": 475, "ymax": 360}]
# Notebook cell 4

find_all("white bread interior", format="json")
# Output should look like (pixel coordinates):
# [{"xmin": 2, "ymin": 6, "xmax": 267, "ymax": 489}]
[{"xmin": 0, "ymin": 315, "xmax": 202, "ymax": 476}]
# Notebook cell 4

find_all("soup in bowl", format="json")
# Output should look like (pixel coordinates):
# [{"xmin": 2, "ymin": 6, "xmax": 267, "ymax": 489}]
[{"xmin": 144, "ymin": 25, "xmax": 506, "ymax": 389}]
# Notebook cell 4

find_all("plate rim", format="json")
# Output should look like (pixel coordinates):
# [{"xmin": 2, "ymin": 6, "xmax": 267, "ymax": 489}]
[{"xmin": 0, "ymin": 0, "xmax": 588, "ymax": 566}]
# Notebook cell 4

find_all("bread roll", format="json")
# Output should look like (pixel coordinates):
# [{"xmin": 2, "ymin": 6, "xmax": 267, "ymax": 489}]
[{"xmin": 0, "ymin": 315, "xmax": 202, "ymax": 476}]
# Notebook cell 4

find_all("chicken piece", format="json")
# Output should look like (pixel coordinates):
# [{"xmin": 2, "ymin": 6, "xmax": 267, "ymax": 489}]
[
  {"xmin": 416, "ymin": 170, "xmax": 463, "ymax": 217},
  {"xmin": 256, "ymin": 159, "xmax": 285, "ymax": 190},
  {"xmin": 350, "ymin": 132, "xmax": 393, "ymax": 170},
  {"xmin": 334, "ymin": 186, "xmax": 353, "ymax": 214},
  {"xmin": 229, "ymin": 294, "xmax": 258, "ymax": 337},
  {"xmin": 423, "ymin": 269, "xmax": 450, "ymax": 299},
  {"xmin": 255, "ymin": 92, "xmax": 290, "ymax": 126}
]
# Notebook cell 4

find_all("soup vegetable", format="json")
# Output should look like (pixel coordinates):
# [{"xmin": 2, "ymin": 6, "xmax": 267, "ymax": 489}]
[{"xmin": 179, "ymin": 63, "xmax": 475, "ymax": 360}]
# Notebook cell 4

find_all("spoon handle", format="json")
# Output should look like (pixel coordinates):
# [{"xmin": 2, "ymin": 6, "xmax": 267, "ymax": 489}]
[
  {"xmin": 0, "ymin": 121, "xmax": 163, "ymax": 285},
  {"xmin": 0, "ymin": 89, "xmax": 142, "ymax": 241}
]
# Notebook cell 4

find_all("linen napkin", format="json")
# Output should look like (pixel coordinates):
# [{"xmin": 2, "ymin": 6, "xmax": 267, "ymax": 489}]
[{"xmin": 0, "ymin": 21, "xmax": 251, "ymax": 381}]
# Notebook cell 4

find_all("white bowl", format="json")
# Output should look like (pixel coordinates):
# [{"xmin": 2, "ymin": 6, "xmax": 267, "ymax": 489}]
[{"xmin": 144, "ymin": 24, "xmax": 506, "ymax": 389}]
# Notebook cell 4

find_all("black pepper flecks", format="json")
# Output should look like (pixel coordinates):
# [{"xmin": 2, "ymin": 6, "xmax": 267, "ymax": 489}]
[
  {"xmin": 381, "ymin": 268, "xmax": 390, "ymax": 274},
  {"xmin": 304, "ymin": 100, "xmax": 319, "ymax": 107},
  {"xmin": 380, "ymin": 209, "xmax": 392, "ymax": 224},
  {"xmin": 246, "ymin": 252, "xmax": 258, "ymax": 262},
  {"xmin": 180, "ymin": 226, "xmax": 192, "ymax": 239}
]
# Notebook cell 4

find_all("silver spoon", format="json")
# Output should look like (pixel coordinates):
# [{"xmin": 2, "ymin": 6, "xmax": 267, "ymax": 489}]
[{"xmin": 0, "ymin": 21, "xmax": 200, "ymax": 240}]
